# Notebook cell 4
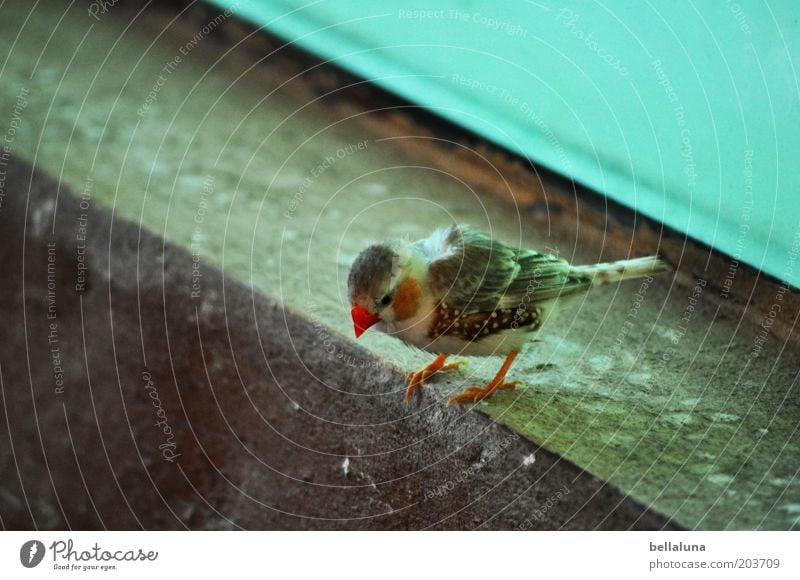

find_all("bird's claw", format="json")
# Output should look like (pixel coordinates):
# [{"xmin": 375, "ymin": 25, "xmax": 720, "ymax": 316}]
[
  {"xmin": 404, "ymin": 370, "xmax": 429, "ymax": 404},
  {"xmin": 447, "ymin": 380, "xmax": 521, "ymax": 406},
  {"xmin": 403, "ymin": 356, "xmax": 467, "ymax": 404}
]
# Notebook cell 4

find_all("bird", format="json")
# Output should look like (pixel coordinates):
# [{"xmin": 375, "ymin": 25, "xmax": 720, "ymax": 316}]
[{"xmin": 347, "ymin": 224, "xmax": 670, "ymax": 405}]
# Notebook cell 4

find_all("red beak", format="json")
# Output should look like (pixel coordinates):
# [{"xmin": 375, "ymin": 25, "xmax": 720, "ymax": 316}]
[{"xmin": 351, "ymin": 305, "xmax": 380, "ymax": 338}]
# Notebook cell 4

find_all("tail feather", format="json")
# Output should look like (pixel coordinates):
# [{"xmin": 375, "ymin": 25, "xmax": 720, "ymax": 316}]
[{"xmin": 569, "ymin": 255, "xmax": 670, "ymax": 287}]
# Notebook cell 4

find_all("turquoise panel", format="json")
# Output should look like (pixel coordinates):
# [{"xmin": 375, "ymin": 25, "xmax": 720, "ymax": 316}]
[{"xmin": 209, "ymin": 0, "xmax": 800, "ymax": 287}]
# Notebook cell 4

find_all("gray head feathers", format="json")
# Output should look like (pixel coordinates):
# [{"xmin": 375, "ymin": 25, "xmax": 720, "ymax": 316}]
[{"xmin": 347, "ymin": 244, "xmax": 395, "ymax": 304}]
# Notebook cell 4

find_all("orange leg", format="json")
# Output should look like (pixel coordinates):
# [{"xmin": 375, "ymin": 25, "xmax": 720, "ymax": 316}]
[
  {"xmin": 405, "ymin": 353, "xmax": 466, "ymax": 404},
  {"xmin": 447, "ymin": 351, "xmax": 520, "ymax": 406}
]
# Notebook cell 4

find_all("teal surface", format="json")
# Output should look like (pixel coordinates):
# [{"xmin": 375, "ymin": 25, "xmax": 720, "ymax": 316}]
[{"xmin": 210, "ymin": 0, "xmax": 800, "ymax": 287}]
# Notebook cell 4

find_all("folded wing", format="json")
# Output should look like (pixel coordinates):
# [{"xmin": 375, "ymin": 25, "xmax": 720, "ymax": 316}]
[{"xmin": 421, "ymin": 225, "xmax": 591, "ymax": 314}]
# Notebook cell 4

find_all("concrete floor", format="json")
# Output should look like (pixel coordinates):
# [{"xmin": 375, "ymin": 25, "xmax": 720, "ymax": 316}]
[
  {"xmin": 0, "ymin": 1, "xmax": 798, "ymax": 529},
  {"xmin": 0, "ymin": 157, "xmax": 676, "ymax": 529}
]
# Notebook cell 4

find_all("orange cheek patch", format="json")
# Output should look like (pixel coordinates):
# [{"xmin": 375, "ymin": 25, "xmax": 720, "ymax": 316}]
[{"xmin": 392, "ymin": 277, "xmax": 421, "ymax": 321}]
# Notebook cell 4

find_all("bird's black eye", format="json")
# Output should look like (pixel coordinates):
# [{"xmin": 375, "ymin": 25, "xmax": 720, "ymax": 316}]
[{"xmin": 380, "ymin": 293, "xmax": 392, "ymax": 306}]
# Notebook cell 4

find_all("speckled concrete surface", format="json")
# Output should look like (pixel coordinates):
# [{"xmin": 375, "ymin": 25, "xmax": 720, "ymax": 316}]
[
  {"xmin": 0, "ymin": 1, "xmax": 797, "ymax": 529},
  {"xmin": 0, "ymin": 157, "xmax": 675, "ymax": 529}
]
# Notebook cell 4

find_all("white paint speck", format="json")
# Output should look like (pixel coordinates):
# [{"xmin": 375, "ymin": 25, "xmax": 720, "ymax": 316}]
[
  {"xmin": 626, "ymin": 373, "xmax": 653, "ymax": 387},
  {"xmin": 707, "ymin": 473, "xmax": 733, "ymax": 486},
  {"xmin": 589, "ymin": 355, "xmax": 612, "ymax": 371},
  {"xmin": 656, "ymin": 327, "xmax": 682, "ymax": 343},
  {"xmin": 523, "ymin": 454, "xmax": 536, "ymax": 467},
  {"xmin": 362, "ymin": 183, "xmax": 388, "ymax": 195},
  {"xmin": 341, "ymin": 457, "xmax": 350, "ymax": 476}
]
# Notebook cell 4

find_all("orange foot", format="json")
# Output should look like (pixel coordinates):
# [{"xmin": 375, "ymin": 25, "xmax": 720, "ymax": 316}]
[
  {"xmin": 405, "ymin": 354, "xmax": 466, "ymax": 404},
  {"xmin": 447, "ymin": 351, "xmax": 520, "ymax": 406}
]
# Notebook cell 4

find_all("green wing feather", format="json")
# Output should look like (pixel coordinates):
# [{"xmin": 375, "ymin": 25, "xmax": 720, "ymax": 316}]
[{"xmin": 423, "ymin": 225, "xmax": 591, "ymax": 314}]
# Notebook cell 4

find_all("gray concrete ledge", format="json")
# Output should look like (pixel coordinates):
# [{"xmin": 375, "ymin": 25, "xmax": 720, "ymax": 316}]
[{"xmin": 0, "ymin": 157, "xmax": 677, "ymax": 530}]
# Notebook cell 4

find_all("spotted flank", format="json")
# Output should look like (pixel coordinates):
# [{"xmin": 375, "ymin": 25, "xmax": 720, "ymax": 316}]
[{"xmin": 430, "ymin": 301, "xmax": 543, "ymax": 342}]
